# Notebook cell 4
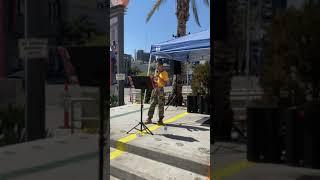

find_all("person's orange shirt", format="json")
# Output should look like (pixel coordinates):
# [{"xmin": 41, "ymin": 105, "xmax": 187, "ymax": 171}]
[{"xmin": 157, "ymin": 70, "xmax": 169, "ymax": 88}]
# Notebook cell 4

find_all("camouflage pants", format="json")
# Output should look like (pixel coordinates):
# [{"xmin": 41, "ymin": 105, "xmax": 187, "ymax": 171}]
[{"xmin": 148, "ymin": 88, "xmax": 165, "ymax": 120}]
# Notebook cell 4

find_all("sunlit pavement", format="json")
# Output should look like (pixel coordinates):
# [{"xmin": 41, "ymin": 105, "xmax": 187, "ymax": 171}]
[
  {"xmin": 0, "ymin": 103, "xmax": 210, "ymax": 180},
  {"xmin": 109, "ymin": 104, "xmax": 210, "ymax": 179},
  {"xmin": 213, "ymin": 142, "xmax": 320, "ymax": 180}
]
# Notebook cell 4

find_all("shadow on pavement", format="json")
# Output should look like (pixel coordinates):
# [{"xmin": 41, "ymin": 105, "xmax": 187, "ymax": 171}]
[
  {"xmin": 165, "ymin": 123, "xmax": 209, "ymax": 132},
  {"xmin": 161, "ymin": 134, "xmax": 199, "ymax": 142},
  {"xmin": 296, "ymin": 175, "xmax": 320, "ymax": 180}
]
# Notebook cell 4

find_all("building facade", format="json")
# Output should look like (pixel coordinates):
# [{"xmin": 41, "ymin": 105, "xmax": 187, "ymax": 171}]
[
  {"xmin": 136, "ymin": 50, "xmax": 150, "ymax": 63},
  {"xmin": 0, "ymin": 0, "xmax": 61, "ymax": 78},
  {"xmin": 123, "ymin": 53, "xmax": 132, "ymax": 75},
  {"xmin": 0, "ymin": 0, "xmax": 107, "ymax": 78},
  {"xmin": 110, "ymin": 4, "xmax": 125, "ymax": 105}
]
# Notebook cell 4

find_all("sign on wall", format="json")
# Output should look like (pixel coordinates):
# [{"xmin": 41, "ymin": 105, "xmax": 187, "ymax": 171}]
[
  {"xmin": 18, "ymin": 39, "xmax": 48, "ymax": 59},
  {"xmin": 116, "ymin": 73, "xmax": 125, "ymax": 81}
]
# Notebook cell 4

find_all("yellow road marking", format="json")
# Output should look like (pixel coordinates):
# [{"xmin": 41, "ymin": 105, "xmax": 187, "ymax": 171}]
[
  {"xmin": 213, "ymin": 160, "xmax": 255, "ymax": 180},
  {"xmin": 110, "ymin": 112, "xmax": 189, "ymax": 160}
]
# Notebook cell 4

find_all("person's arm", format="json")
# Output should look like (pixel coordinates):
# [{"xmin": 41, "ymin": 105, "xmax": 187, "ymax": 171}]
[
  {"xmin": 159, "ymin": 72, "xmax": 168, "ymax": 81},
  {"xmin": 158, "ymin": 72, "xmax": 169, "ymax": 85}
]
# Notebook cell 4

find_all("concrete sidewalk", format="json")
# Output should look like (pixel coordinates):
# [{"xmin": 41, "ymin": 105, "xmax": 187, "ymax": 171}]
[
  {"xmin": 0, "ymin": 134, "xmax": 100, "ymax": 180},
  {"xmin": 213, "ymin": 142, "xmax": 320, "ymax": 180},
  {"xmin": 110, "ymin": 104, "xmax": 210, "ymax": 179},
  {"xmin": 0, "ymin": 104, "xmax": 210, "ymax": 180}
]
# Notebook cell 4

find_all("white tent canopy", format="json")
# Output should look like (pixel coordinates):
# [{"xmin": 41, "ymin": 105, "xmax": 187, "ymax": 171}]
[
  {"xmin": 147, "ymin": 29, "xmax": 210, "ymax": 75},
  {"xmin": 144, "ymin": 30, "xmax": 210, "ymax": 100}
]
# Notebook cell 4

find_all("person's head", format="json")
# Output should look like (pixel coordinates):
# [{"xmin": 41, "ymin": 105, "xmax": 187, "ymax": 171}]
[{"xmin": 156, "ymin": 59, "xmax": 164, "ymax": 71}]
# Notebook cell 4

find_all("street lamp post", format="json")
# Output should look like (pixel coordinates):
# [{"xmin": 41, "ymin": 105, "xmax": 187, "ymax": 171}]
[
  {"xmin": 24, "ymin": 0, "xmax": 28, "ymax": 140},
  {"xmin": 246, "ymin": 0, "xmax": 251, "ymax": 105}
]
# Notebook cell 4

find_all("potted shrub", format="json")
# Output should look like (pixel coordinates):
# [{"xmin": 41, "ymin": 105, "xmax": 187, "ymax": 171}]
[
  {"xmin": 246, "ymin": 5, "xmax": 320, "ymax": 164},
  {"xmin": 259, "ymin": 3, "xmax": 320, "ymax": 167},
  {"xmin": 110, "ymin": 95, "xmax": 118, "ymax": 108},
  {"xmin": 0, "ymin": 105, "xmax": 24, "ymax": 147},
  {"xmin": 190, "ymin": 63, "xmax": 210, "ymax": 113}
]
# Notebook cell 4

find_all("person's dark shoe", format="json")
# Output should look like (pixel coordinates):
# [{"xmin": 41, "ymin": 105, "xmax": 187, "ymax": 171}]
[
  {"xmin": 157, "ymin": 119, "xmax": 165, "ymax": 125},
  {"xmin": 145, "ymin": 118, "xmax": 152, "ymax": 124}
]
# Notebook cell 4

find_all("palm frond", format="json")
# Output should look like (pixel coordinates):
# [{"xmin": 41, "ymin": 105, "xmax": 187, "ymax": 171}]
[
  {"xmin": 146, "ymin": 0, "xmax": 166, "ymax": 23},
  {"xmin": 191, "ymin": 0, "xmax": 201, "ymax": 27}
]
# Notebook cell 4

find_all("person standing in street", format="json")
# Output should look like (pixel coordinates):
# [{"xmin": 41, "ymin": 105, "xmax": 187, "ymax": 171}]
[{"xmin": 145, "ymin": 59, "xmax": 169, "ymax": 125}]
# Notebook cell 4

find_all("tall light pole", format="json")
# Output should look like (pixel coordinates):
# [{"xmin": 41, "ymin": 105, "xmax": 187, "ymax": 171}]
[
  {"xmin": 24, "ymin": 0, "xmax": 29, "ymax": 140},
  {"xmin": 245, "ymin": 0, "xmax": 250, "ymax": 77},
  {"xmin": 246, "ymin": 0, "xmax": 251, "ymax": 105}
]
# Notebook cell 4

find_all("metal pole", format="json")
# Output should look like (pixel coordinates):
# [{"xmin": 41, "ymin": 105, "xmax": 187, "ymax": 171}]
[
  {"xmin": 24, "ymin": 0, "xmax": 28, "ymax": 141},
  {"xmin": 186, "ymin": 61, "xmax": 188, "ymax": 90},
  {"xmin": 245, "ymin": 0, "xmax": 250, "ymax": 76},
  {"xmin": 99, "ymin": 84, "xmax": 106, "ymax": 180},
  {"xmin": 143, "ymin": 55, "xmax": 153, "ymax": 103},
  {"xmin": 245, "ymin": 0, "xmax": 250, "ymax": 105}
]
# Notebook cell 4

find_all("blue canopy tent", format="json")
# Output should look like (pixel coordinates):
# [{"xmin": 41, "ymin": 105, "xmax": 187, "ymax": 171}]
[
  {"xmin": 147, "ymin": 29, "xmax": 210, "ymax": 89},
  {"xmin": 149, "ymin": 29, "xmax": 210, "ymax": 62}
]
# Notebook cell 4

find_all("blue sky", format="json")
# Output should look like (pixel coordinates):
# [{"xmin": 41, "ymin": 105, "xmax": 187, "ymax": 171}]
[{"xmin": 124, "ymin": 0, "xmax": 210, "ymax": 57}]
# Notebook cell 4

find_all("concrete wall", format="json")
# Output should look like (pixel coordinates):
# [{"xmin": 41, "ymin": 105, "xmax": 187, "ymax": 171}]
[{"xmin": 0, "ymin": 78, "xmax": 24, "ymax": 108}]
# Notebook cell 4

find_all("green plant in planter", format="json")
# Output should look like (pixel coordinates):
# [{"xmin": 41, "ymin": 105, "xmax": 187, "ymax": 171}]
[
  {"xmin": 191, "ymin": 63, "xmax": 210, "ymax": 96},
  {"xmin": 0, "ymin": 105, "xmax": 24, "ymax": 147},
  {"xmin": 260, "ymin": 6, "xmax": 316, "ymax": 106},
  {"xmin": 110, "ymin": 95, "xmax": 118, "ymax": 107}
]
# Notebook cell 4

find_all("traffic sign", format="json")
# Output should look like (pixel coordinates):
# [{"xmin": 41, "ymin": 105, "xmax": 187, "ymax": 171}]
[
  {"xmin": 116, "ymin": 73, "xmax": 125, "ymax": 81},
  {"xmin": 19, "ymin": 38, "xmax": 48, "ymax": 59}
]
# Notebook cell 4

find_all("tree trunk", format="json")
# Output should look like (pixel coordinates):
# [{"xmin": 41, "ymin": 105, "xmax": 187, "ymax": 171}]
[
  {"xmin": 176, "ymin": 0, "xmax": 189, "ymax": 37},
  {"xmin": 173, "ymin": 0, "xmax": 189, "ymax": 106}
]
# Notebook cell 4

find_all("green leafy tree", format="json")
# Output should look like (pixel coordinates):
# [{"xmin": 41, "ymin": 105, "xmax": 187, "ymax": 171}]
[
  {"xmin": 129, "ymin": 66, "xmax": 141, "ymax": 76},
  {"xmin": 191, "ymin": 63, "xmax": 210, "ymax": 95},
  {"xmin": 59, "ymin": 15, "xmax": 98, "ymax": 45},
  {"xmin": 261, "ymin": 2, "xmax": 320, "ymax": 104},
  {"xmin": 0, "ymin": 105, "xmax": 24, "ymax": 146}
]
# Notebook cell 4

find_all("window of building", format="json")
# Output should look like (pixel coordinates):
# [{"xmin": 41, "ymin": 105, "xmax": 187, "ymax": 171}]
[
  {"xmin": 48, "ymin": 0, "xmax": 60, "ymax": 24},
  {"xmin": 17, "ymin": 0, "xmax": 23, "ymax": 16},
  {"xmin": 97, "ymin": 0, "xmax": 104, "ymax": 8}
]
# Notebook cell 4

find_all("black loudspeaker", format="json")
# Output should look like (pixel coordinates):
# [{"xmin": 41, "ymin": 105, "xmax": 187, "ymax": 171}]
[
  {"xmin": 213, "ymin": 0, "xmax": 227, "ymax": 41},
  {"xmin": 302, "ymin": 102, "xmax": 320, "ymax": 169},
  {"xmin": 173, "ymin": 61, "xmax": 181, "ymax": 74},
  {"xmin": 187, "ymin": 95, "xmax": 198, "ymax": 113},
  {"xmin": 26, "ymin": 59, "xmax": 46, "ymax": 141},
  {"xmin": 285, "ymin": 107, "xmax": 304, "ymax": 166},
  {"xmin": 198, "ymin": 96, "xmax": 204, "ymax": 114},
  {"xmin": 198, "ymin": 96, "xmax": 210, "ymax": 114},
  {"xmin": 247, "ymin": 106, "xmax": 281, "ymax": 163}
]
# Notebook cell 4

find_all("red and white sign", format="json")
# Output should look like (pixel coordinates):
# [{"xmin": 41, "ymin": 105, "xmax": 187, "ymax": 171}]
[{"xmin": 111, "ymin": 0, "xmax": 129, "ymax": 7}]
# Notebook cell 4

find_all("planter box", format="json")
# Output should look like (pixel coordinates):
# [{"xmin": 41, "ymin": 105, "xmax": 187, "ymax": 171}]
[
  {"xmin": 284, "ymin": 106, "xmax": 304, "ymax": 167},
  {"xmin": 301, "ymin": 101, "xmax": 320, "ymax": 169},
  {"xmin": 198, "ymin": 95, "xmax": 210, "ymax": 114},
  {"xmin": 283, "ymin": 102, "xmax": 320, "ymax": 169},
  {"xmin": 247, "ymin": 105, "xmax": 282, "ymax": 163},
  {"xmin": 187, "ymin": 95, "xmax": 198, "ymax": 113}
]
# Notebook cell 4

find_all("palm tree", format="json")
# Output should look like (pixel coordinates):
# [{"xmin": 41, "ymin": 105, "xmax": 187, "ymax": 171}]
[
  {"xmin": 146, "ymin": 0, "xmax": 209, "ymax": 36},
  {"xmin": 146, "ymin": 0, "xmax": 210, "ymax": 105}
]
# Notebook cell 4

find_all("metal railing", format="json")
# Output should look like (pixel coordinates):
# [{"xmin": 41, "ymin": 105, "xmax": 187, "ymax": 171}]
[{"xmin": 68, "ymin": 97, "xmax": 98, "ymax": 134}]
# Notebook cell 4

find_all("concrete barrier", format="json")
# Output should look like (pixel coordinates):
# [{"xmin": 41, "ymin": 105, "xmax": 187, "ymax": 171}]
[{"xmin": 0, "ymin": 78, "xmax": 24, "ymax": 108}]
